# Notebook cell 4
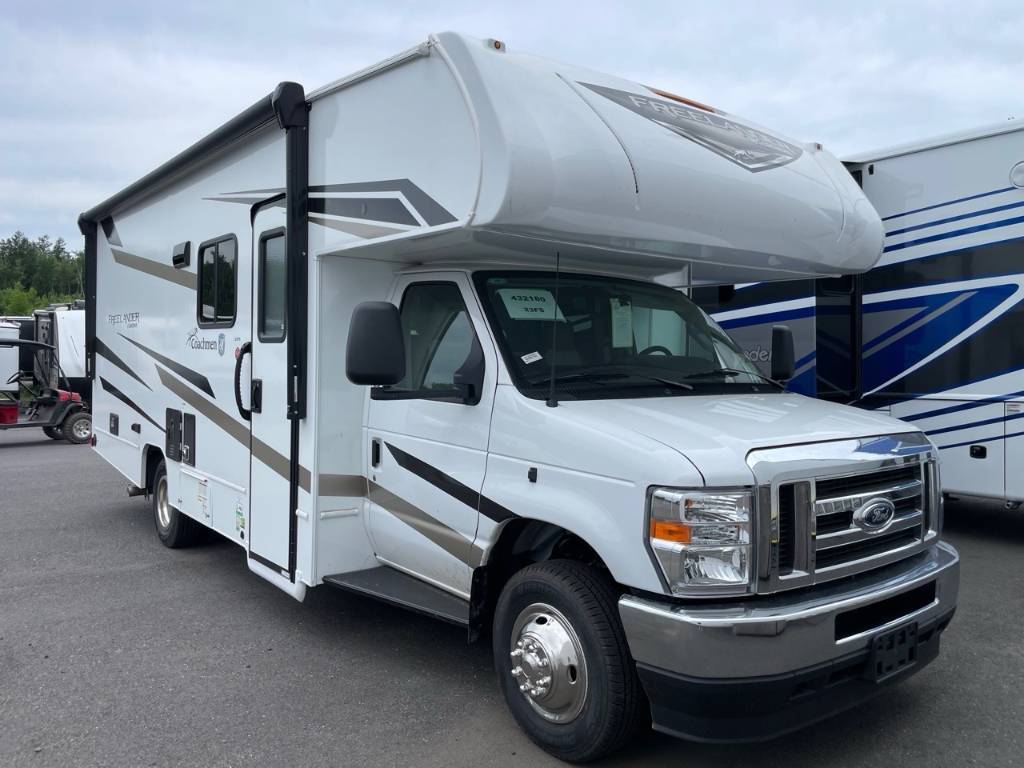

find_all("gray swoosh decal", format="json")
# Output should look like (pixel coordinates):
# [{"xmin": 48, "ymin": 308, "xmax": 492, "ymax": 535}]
[
  {"xmin": 99, "ymin": 377, "xmax": 164, "ymax": 432},
  {"xmin": 311, "ymin": 180, "xmax": 457, "ymax": 226},
  {"xmin": 111, "ymin": 247, "xmax": 196, "ymax": 290},
  {"xmin": 212, "ymin": 179, "xmax": 457, "ymax": 227},
  {"xmin": 120, "ymin": 333, "xmax": 214, "ymax": 397},
  {"xmin": 307, "ymin": 197, "xmax": 418, "ymax": 226},
  {"xmin": 95, "ymin": 337, "xmax": 151, "ymax": 391},
  {"xmin": 308, "ymin": 214, "xmax": 406, "ymax": 239}
]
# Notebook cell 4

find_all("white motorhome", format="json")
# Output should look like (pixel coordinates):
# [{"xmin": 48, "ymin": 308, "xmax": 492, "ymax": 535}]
[
  {"xmin": 695, "ymin": 121, "xmax": 1024, "ymax": 507},
  {"xmin": 79, "ymin": 33, "xmax": 959, "ymax": 761}
]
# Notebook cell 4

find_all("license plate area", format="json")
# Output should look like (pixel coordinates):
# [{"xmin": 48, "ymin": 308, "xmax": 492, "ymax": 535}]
[{"xmin": 869, "ymin": 622, "xmax": 918, "ymax": 682}]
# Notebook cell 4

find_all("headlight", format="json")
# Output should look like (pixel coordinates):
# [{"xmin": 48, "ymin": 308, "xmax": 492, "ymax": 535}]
[{"xmin": 647, "ymin": 488, "xmax": 753, "ymax": 596}]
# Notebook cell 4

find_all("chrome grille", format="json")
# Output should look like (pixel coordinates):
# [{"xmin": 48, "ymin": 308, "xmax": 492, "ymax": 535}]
[
  {"xmin": 812, "ymin": 464, "xmax": 926, "ymax": 574},
  {"xmin": 749, "ymin": 433, "xmax": 940, "ymax": 594}
]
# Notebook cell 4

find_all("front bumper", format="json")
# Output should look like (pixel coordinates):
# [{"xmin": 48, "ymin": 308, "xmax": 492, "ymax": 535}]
[{"xmin": 618, "ymin": 541, "xmax": 960, "ymax": 742}]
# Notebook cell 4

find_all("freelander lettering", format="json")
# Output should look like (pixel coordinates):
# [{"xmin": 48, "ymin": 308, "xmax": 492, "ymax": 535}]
[{"xmin": 622, "ymin": 93, "xmax": 797, "ymax": 156}]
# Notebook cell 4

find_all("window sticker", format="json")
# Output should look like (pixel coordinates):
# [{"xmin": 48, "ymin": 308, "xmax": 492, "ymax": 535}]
[
  {"xmin": 497, "ymin": 288, "xmax": 566, "ymax": 321},
  {"xmin": 610, "ymin": 298, "xmax": 633, "ymax": 348},
  {"xmin": 521, "ymin": 351, "xmax": 543, "ymax": 364}
]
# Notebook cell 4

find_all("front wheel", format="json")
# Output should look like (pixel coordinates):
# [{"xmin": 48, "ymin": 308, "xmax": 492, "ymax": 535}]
[
  {"xmin": 62, "ymin": 411, "xmax": 91, "ymax": 444},
  {"xmin": 493, "ymin": 560, "xmax": 646, "ymax": 762},
  {"xmin": 152, "ymin": 460, "xmax": 201, "ymax": 548}
]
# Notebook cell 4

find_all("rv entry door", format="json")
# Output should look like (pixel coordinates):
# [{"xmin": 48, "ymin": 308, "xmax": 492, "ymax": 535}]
[{"xmin": 247, "ymin": 209, "xmax": 292, "ymax": 574}]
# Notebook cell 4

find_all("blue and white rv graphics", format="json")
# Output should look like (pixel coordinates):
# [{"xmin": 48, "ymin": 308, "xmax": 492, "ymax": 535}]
[{"xmin": 695, "ymin": 121, "xmax": 1024, "ymax": 503}]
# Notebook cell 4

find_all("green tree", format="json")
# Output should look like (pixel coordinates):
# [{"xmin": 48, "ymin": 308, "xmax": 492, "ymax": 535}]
[{"xmin": 0, "ymin": 232, "xmax": 84, "ymax": 315}]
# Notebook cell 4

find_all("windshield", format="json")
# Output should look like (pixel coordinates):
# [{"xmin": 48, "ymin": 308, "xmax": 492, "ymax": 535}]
[{"xmin": 474, "ymin": 271, "xmax": 777, "ymax": 401}]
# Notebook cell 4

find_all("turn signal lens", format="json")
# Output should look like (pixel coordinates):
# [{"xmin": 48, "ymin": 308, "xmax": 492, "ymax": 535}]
[{"xmin": 650, "ymin": 519, "xmax": 691, "ymax": 543}]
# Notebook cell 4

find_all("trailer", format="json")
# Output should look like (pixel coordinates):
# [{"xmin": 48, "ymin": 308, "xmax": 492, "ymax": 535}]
[
  {"xmin": 695, "ymin": 121, "xmax": 1024, "ymax": 507},
  {"xmin": 79, "ymin": 33, "xmax": 959, "ymax": 761},
  {"xmin": 33, "ymin": 303, "xmax": 89, "ymax": 401}
]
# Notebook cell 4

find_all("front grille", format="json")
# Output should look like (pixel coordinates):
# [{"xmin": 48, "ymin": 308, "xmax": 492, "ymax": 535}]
[
  {"xmin": 815, "ymin": 464, "xmax": 920, "ymax": 499},
  {"xmin": 772, "ymin": 459, "xmax": 930, "ymax": 587},
  {"xmin": 815, "ymin": 528, "xmax": 918, "ymax": 569},
  {"xmin": 777, "ymin": 484, "xmax": 796, "ymax": 574}
]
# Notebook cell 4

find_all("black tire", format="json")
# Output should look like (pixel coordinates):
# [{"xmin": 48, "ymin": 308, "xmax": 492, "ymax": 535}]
[
  {"xmin": 61, "ymin": 411, "xmax": 92, "ymax": 444},
  {"xmin": 151, "ymin": 460, "xmax": 201, "ymax": 548},
  {"xmin": 493, "ymin": 560, "xmax": 647, "ymax": 762},
  {"xmin": 43, "ymin": 426, "xmax": 64, "ymax": 440}
]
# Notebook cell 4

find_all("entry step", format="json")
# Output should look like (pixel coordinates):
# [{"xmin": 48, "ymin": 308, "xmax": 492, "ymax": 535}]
[{"xmin": 323, "ymin": 566, "xmax": 469, "ymax": 626}]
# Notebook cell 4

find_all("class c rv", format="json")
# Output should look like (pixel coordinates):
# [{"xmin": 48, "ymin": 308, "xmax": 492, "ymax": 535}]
[
  {"xmin": 78, "ymin": 33, "xmax": 960, "ymax": 761},
  {"xmin": 695, "ymin": 121, "xmax": 1024, "ymax": 510}
]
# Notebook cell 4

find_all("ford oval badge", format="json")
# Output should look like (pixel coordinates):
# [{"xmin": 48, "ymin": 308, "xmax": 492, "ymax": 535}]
[{"xmin": 852, "ymin": 497, "xmax": 897, "ymax": 533}]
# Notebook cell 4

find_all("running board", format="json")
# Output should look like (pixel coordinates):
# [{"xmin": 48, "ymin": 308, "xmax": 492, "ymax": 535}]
[{"xmin": 322, "ymin": 567, "xmax": 469, "ymax": 626}]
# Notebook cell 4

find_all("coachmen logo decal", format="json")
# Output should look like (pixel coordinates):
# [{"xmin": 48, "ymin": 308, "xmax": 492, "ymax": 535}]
[
  {"xmin": 186, "ymin": 327, "xmax": 219, "ymax": 353},
  {"xmin": 579, "ymin": 82, "xmax": 803, "ymax": 173},
  {"xmin": 852, "ymin": 497, "xmax": 897, "ymax": 533}
]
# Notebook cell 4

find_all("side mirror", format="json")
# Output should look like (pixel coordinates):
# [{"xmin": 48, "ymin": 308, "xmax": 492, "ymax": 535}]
[
  {"xmin": 346, "ymin": 302, "xmax": 405, "ymax": 385},
  {"xmin": 452, "ymin": 336, "xmax": 485, "ymax": 406},
  {"xmin": 771, "ymin": 325, "xmax": 795, "ymax": 383}
]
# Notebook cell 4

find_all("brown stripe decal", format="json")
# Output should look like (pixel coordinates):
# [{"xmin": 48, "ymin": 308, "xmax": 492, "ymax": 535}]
[
  {"xmin": 155, "ymin": 365, "xmax": 310, "ymax": 492},
  {"xmin": 111, "ymin": 247, "xmax": 196, "ymax": 290},
  {"xmin": 319, "ymin": 473, "xmax": 368, "ymax": 497},
  {"xmin": 368, "ymin": 481, "xmax": 480, "ymax": 565}
]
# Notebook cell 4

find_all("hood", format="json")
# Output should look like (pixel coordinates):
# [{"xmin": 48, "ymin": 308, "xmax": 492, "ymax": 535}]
[{"xmin": 558, "ymin": 393, "xmax": 919, "ymax": 486}]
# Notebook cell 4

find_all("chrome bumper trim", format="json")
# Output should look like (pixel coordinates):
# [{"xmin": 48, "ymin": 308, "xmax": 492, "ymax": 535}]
[{"xmin": 619, "ymin": 542, "xmax": 959, "ymax": 679}]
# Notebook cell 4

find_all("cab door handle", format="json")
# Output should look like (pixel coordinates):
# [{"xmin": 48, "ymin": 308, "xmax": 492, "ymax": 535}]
[{"xmin": 371, "ymin": 438, "xmax": 382, "ymax": 468}]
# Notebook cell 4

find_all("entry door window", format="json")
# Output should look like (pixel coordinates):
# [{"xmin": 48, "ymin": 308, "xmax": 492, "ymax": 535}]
[
  {"xmin": 258, "ymin": 231, "xmax": 287, "ymax": 342},
  {"xmin": 397, "ymin": 283, "xmax": 478, "ymax": 395}
]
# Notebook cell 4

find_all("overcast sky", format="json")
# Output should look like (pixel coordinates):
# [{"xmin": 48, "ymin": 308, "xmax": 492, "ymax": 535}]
[{"xmin": 2, "ymin": 0, "xmax": 1022, "ymax": 246}]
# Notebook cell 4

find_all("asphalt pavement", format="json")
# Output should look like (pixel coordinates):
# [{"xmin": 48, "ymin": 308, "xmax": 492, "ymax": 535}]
[{"xmin": 1, "ymin": 428, "xmax": 1022, "ymax": 767}]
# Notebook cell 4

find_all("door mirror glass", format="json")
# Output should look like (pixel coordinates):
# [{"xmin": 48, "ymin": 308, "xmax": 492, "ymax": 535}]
[
  {"xmin": 346, "ymin": 302, "xmax": 405, "ymax": 385},
  {"xmin": 771, "ymin": 325, "xmax": 795, "ymax": 382}
]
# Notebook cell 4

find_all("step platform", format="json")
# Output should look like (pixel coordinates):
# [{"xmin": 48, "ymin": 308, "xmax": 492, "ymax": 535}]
[{"xmin": 323, "ymin": 566, "xmax": 470, "ymax": 626}]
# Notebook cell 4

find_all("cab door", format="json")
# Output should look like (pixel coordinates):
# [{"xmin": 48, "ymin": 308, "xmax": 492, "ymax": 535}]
[
  {"xmin": 247, "ymin": 206, "xmax": 292, "ymax": 572},
  {"xmin": 364, "ymin": 273, "xmax": 497, "ymax": 596}
]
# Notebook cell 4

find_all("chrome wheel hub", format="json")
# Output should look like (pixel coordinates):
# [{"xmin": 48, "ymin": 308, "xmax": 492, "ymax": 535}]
[
  {"xmin": 156, "ymin": 476, "xmax": 171, "ymax": 530},
  {"xmin": 508, "ymin": 602, "xmax": 588, "ymax": 723}
]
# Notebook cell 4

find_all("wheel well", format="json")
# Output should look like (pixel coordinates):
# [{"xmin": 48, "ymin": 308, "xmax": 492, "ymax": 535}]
[
  {"xmin": 143, "ymin": 445, "xmax": 164, "ymax": 495},
  {"xmin": 469, "ymin": 519, "xmax": 608, "ymax": 643}
]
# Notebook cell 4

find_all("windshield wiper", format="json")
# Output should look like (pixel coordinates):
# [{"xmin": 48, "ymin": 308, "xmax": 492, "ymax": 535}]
[
  {"xmin": 526, "ymin": 370, "xmax": 692, "ymax": 391},
  {"xmin": 682, "ymin": 367, "xmax": 785, "ymax": 388}
]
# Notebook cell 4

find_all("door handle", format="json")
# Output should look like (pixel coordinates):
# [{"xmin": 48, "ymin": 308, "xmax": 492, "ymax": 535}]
[
  {"xmin": 251, "ymin": 379, "xmax": 263, "ymax": 414},
  {"xmin": 371, "ymin": 438, "xmax": 382, "ymax": 467},
  {"xmin": 234, "ymin": 341, "xmax": 252, "ymax": 421}
]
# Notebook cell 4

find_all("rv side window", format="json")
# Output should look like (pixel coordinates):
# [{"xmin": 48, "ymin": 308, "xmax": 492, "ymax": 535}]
[
  {"xmin": 396, "ymin": 283, "xmax": 479, "ymax": 397},
  {"xmin": 197, "ymin": 235, "xmax": 237, "ymax": 327},
  {"xmin": 258, "ymin": 230, "xmax": 286, "ymax": 342}
]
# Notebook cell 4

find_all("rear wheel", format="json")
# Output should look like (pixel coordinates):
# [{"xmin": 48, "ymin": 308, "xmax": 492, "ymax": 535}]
[
  {"xmin": 493, "ymin": 560, "xmax": 646, "ymax": 762},
  {"xmin": 62, "ymin": 411, "xmax": 91, "ymax": 444},
  {"xmin": 152, "ymin": 461, "xmax": 201, "ymax": 548},
  {"xmin": 43, "ymin": 426, "xmax": 64, "ymax": 440}
]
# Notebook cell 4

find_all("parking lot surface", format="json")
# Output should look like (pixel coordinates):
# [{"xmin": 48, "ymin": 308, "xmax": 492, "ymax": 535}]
[{"xmin": 1, "ymin": 428, "xmax": 1022, "ymax": 767}]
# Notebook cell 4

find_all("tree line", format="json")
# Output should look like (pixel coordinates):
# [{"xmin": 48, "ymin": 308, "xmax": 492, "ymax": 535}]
[{"xmin": 0, "ymin": 232, "xmax": 84, "ymax": 315}]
